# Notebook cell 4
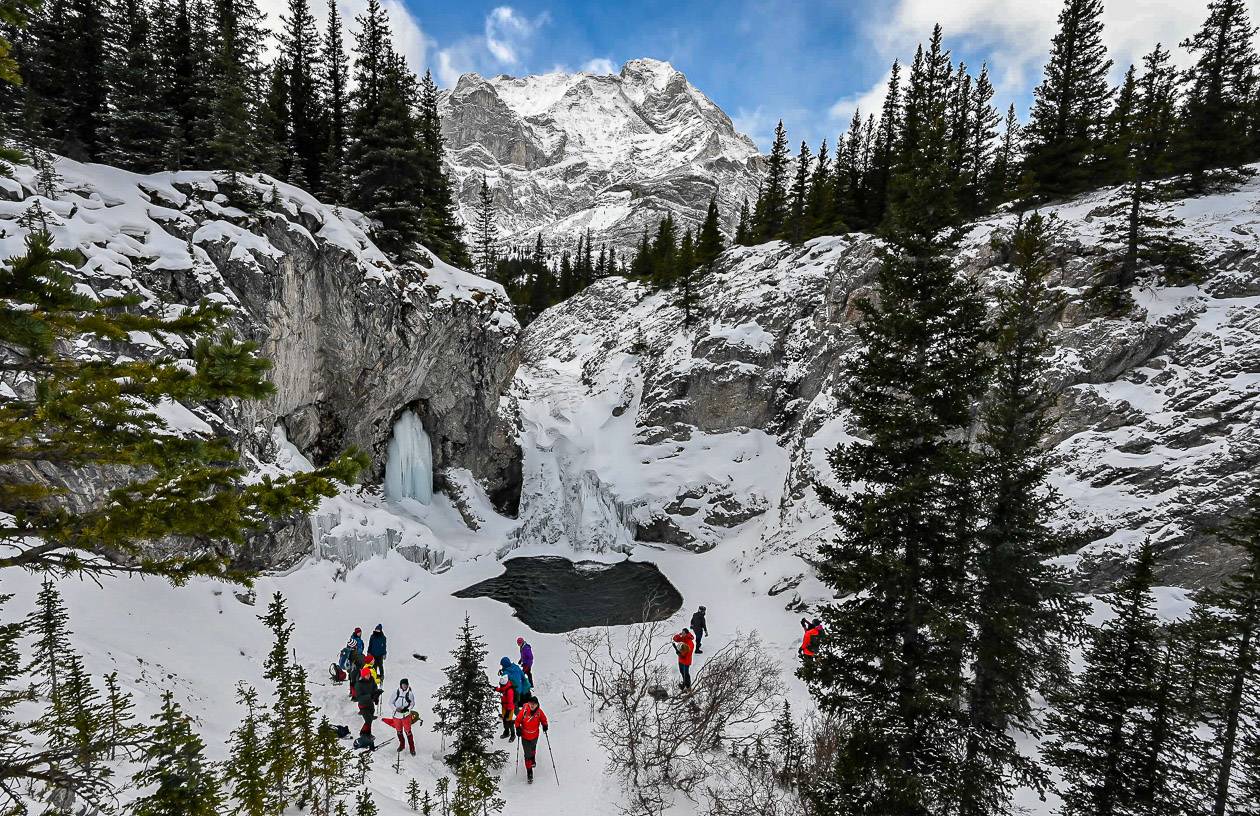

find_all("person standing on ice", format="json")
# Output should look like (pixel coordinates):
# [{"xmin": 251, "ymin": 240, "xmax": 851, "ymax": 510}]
[
  {"xmin": 690, "ymin": 606, "xmax": 708, "ymax": 654},
  {"xmin": 353, "ymin": 666, "xmax": 378, "ymax": 742},
  {"xmin": 517, "ymin": 636, "xmax": 534, "ymax": 686},
  {"xmin": 514, "ymin": 697, "xmax": 549, "ymax": 784},
  {"xmin": 499, "ymin": 656, "xmax": 532, "ymax": 705},
  {"xmin": 387, "ymin": 678, "xmax": 417, "ymax": 755},
  {"xmin": 496, "ymin": 675, "xmax": 517, "ymax": 741},
  {"xmin": 672, "ymin": 628, "xmax": 695, "ymax": 692},
  {"xmin": 368, "ymin": 624, "xmax": 388, "ymax": 681}
]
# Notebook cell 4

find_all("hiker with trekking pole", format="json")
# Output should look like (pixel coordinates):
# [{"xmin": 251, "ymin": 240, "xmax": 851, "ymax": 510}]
[{"xmin": 514, "ymin": 697, "xmax": 550, "ymax": 785}]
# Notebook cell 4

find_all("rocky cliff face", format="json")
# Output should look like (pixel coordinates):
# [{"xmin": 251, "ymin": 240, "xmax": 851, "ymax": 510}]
[
  {"xmin": 0, "ymin": 159, "xmax": 522, "ymax": 568},
  {"xmin": 513, "ymin": 175, "xmax": 1260, "ymax": 593},
  {"xmin": 439, "ymin": 58, "xmax": 764, "ymax": 254}
]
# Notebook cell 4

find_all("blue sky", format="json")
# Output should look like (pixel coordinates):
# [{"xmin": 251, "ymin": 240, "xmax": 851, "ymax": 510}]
[{"xmin": 266, "ymin": 0, "xmax": 1257, "ymax": 151}]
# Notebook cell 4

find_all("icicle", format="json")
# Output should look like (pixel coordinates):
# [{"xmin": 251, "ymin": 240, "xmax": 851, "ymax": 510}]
[{"xmin": 384, "ymin": 410, "xmax": 433, "ymax": 504}]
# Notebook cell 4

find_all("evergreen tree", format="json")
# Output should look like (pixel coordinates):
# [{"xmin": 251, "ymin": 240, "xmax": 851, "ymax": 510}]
[
  {"xmin": 733, "ymin": 197, "xmax": 753, "ymax": 245},
  {"xmin": 866, "ymin": 60, "xmax": 904, "ymax": 229},
  {"xmin": 785, "ymin": 140, "xmax": 811, "ymax": 244},
  {"xmin": 260, "ymin": 592, "xmax": 296, "ymax": 804},
  {"xmin": 833, "ymin": 110, "xmax": 866, "ymax": 231},
  {"xmin": 35, "ymin": 652, "xmax": 110, "ymax": 810},
  {"xmin": 132, "ymin": 691, "xmax": 224, "ymax": 816},
  {"xmin": 104, "ymin": 0, "xmax": 171, "ymax": 170},
  {"xmin": 957, "ymin": 212, "xmax": 1086, "ymax": 816},
  {"xmin": 280, "ymin": 0, "xmax": 325, "ymax": 189},
  {"xmin": 987, "ymin": 104, "xmax": 1021, "ymax": 205},
  {"xmin": 354, "ymin": 788, "xmax": 378, "ymax": 816},
  {"xmin": 1180, "ymin": 0, "xmax": 1258, "ymax": 185},
  {"xmin": 102, "ymin": 671, "xmax": 143, "ymax": 760},
  {"xmin": 450, "ymin": 758, "xmax": 504, "ymax": 816},
  {"xmin": 960, "ymin": 64, "xmax": 999, "ymax": 217},
  {"xmin": 206, "ymin": 0, "xmax": 270, "ymax": 179},
  {"xmin": 649, "ymin": 213, "xmax": 678, "ymax": 288},
  {"xmin": 1046, "ymin": 544, "xmax": 1166, "ymax": 816},
  {"xmin": 695, "ymin": 196, "xmax": 725, "ymax": 268},
  {"xmin": 416, "ymin": 69, "xmax": 469, "ymax": 267},
  {"xmin": 473, "ymin": 175, "xmax": 498, "ymax": 278},
  {"xmin": 290, "ymin": 663, "xmax": 320, "ymax": 808},
  {"xmin": 801, "ymin": 62, "xmax": 991, "ymax": 813},
  {"xmin": 753, "ymin": 121, "xmax": 791, "ymax": 240},
  {"xmin": 320, "ymin": 0, "xmax": 350, "ymax": 203},
  {"xmin": 1023, "ymin": 0, "xmax": 1113, "ymax": 199},
  {"xmin": 1188, "ymin": 495, "xmax": 1260, "ymax": 816},
  {"xmin": 224, "ymin": 684, "xmax": 271, "ymax": 816},
  {"xmin": 432, "ymin": 615, "xmax": 505, "ymax": 771},
  {"xmin": 1101, "ymin": 64, "xmax": 1139, "ymax": 184},
  {"xmin": 771, "ymin": 700, "xmax": 802, "ymax": 787},
  {"xmin": 805, "ymin": 139, "xmax": 833, "ymax": 236},
  {"xmin": 406, "ymin": 779, "xmax": 423, "ymax": 811},
  {"xmin": 1095, "ymin": 44, "xmax": 1200, "ymax": 305},
  {"xmin": 310, "ymin": 716, "xmax": 352, "ymax": 816},
  {"xmin": 893, "ymin": 27, "xmax": 955, "ymax": 221},
  {"xmin": 52, "ymin": 0, "xmax": 113, "ymax": 160},
  {"xmin": 23, "ymin": 577, "xmax": 72, "ymax": 701}
]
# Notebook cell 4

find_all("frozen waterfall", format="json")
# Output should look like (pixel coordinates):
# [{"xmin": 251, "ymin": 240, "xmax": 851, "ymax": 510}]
[{"xmin": 384, "ymin": 410, "xmax": 433, "ymax": 504}]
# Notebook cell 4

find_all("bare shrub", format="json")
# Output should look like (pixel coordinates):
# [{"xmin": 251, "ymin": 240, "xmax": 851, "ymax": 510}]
[{"xmin": 568, "ymin": 622, "xmax": 782, "ymax": 816}]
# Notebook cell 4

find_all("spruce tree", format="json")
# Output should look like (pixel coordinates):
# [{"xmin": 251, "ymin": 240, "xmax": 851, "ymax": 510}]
[
  {"xmin": 1023, "ymin": 0, "xmax": 1113, "ymax": 199},
  {"xmin": 36, "ymin": 652, "xmax": 110, "ymax": 809},
  {"xmin": 206, "ymin": 0, "xmax": 270, "ymax": 181},
  {"xmin": 260, "ymin": 592, "xmax": 296, "ymax": 804},
  {"xmin": 354, "ymin": 788, "xmax": 378, "ymax": 816},
  {"xmin": 23, "ymin": 577, "xmax": 72, "ymax": 701},
  {"xmin": 432, "ymin": 615, "xmax": 505, "ymax": 771},
  {"xmin": 801, "ymin": 49, "xmax": 991, "ymax": 811},
  {"xmin": 290, "ymin": 663, "xmax": 320, "ymax": 808},
  {"xmin": 102, "ymin": 671, "xmax": 143, "ymax": 761},
  {"xmin": 320, "ymin": 0, "xmax": 350, "ymax": 203},
  {"xmin": 987, "ymin": 105, "xmax": 1021, "ymax": 205},
  {"xmin": 805, "ymin": 139, "xmax": 833, "ymax": 236},
  {"xmin": 785, "ymin": 140, "xmax": 811, "ymax": 244},
  {"xmin": 1180, "ymin": 0, "xmax": 1258, "ymax": 185},
  {"xmin": 695, "ymin": 196, "xmax": 725, "ymax": 268},
  {"xmin": 753, "ymin": 121, "xmax": 791, "ymax": 240},
  {"xmin": 865, "ymin": 60, "xmax": 904, "ymax": 229},
  {"xmin": 833, "ymin": 110, "xmax": 866, "ymax": 231},
  {"xmin": 450, "ymin": 758, "xmax": 504, "ymax": 816},
  {"xmin": 958, "ymin": 212, "xmax": 1086, "ymax": 816},
  {"xmin": 311, "ymin": 716, "xmax": 352, "ymax": 816},
  {"xmin": 1046, "ymin": 544, "xmax": 1166, "ymax": 816},
  {"xmin": 224, "ymin": 684, "xmax": 270, "ymax": 816},
  {"xmin": 473, "ymin": 175, "xmax": 498, "ymax": 278},
  {"xmin": 132, "ymin": 691, "xmax": 224, "ymax": 816},
  {"xmin": 649, "ymin": 213, "xmax": 678, "ymax": 289},
  {"xmin": 104, "ymin": 0, "xmax": 172, "ymax": 170},
  {"xmin": 961, "ymin": 64, "xmax": 999, "ymax": 218},
  {"xmin": 1095, "ymin": 44, "xmax": 1199, "ymax": 305},
  {"xmin": 405, "ymin": 779, "xmax": 423, "ymax": 811},
  {"xmin": 1188, "ymin": 495, "xmax": 1260, "ymax": 816},
  {"xmin": 417, "ymin": 69, "xmax": 469, "ymax": 267},
  {"xmin": 734, "ymin": 198, "xmax": 752, "ymax": 245},
  {"xmin": 280, "ymin": 0, "xmax": 325, "ymax": 190}
]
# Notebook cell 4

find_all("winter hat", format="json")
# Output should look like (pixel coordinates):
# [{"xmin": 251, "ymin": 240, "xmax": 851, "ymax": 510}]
[
  {"xmin": 353, "ymin": 627, "xmax": 362, "ymax": 635},
  {"xmin": 681, "ymin": 627, "xmax": 690, "ymax": 634},
  {"xmin": 364, "ymin": 654, "xmax": 374, "ymax": 664},
  {"xmin": 500, "ymin": 656, "xmax": 512, "ymax": 668},
  {"xmin": 400, "ymin": 678, "xmax": 409, "ymax": 687},
  {"xmin": 516, "ymin": 637, "xmax": 525, "ymax": 645},
  {"xmin": 375, "ymin": 624, "xmax": 383, "ymax": 631},
  {"xmin": 699, "ymin": 606, "xmax": 706, "ymax": 612}
]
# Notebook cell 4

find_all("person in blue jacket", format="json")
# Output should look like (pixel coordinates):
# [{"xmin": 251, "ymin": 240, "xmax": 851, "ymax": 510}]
[
  {"xmin": 368, "ymin": 624, "xmax": 388, "ymax": 681},
  {"xmin": 499, "ymin": 656, "xmax": 532, "ymax": 704}
]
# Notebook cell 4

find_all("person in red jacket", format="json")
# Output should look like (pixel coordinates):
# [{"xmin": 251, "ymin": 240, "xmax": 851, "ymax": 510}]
[
  {"xmin": 496, "ymin": 676, "xmax": 516, "ymax": 741},
  {"xmin": 672, "ymin": 628, "xmax": 695, "ymax": 692},
  {"xmin": 800, "ymin": 618, "xmax": 822, "ymax": 658},
  {"xmin": 515, "ymin": 698, "xmax": 549, "ymax": 783}
]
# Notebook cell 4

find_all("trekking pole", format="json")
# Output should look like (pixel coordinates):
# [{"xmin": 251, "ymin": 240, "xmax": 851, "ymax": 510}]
[
  {"xmin": 515, "ymin": 730, "xmax": 520, "ymax": 774},
  {"xmin": 544, "ymin": 731, "xmax": 559, "ymax": 786}
]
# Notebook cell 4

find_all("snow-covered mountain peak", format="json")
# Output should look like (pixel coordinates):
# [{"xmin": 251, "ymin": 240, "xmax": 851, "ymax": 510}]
[{"xmin": 440, "ymin": 58, "xmax": 764, "ymax": 253}]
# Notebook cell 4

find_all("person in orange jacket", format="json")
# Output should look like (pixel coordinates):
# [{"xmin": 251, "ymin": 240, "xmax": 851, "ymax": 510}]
[
  {"xmin": 496, "ymin": 676, "xmax": 516, "ymax": 741},
  {"xmin": 515, "ymin": 697, "xmax": 549, "ymax": 783},
  {"xmin": 800, "ymin": 617, "xmax": 823, "ymax": 657},
  {"xmin": 672, "ymin": 628, "xmax": 695, "ymax": 692}
]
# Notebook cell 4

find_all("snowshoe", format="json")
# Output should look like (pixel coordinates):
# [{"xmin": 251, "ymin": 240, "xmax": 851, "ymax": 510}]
[{"xmin": 353, "ymin": 735, "xmax": 376, "ymax": 751}]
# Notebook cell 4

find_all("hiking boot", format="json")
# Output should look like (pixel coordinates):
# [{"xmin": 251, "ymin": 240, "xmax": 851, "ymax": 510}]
[
  {"xmin": 527, "ymin": 768, "xmax": 534, "ymax": 784},
  {"xmin": 407, "ymin": 734, "xmax": 416, "ymax": 756}
]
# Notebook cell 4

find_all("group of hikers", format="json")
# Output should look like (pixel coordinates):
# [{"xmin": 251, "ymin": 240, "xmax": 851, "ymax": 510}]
[
  {"xmin": 327, "ymin": 606, "xmax": 819, "ymax": 785},
  {"xmin": 334, "ymin": 626, "xmax": 551, "ymax": 783}
]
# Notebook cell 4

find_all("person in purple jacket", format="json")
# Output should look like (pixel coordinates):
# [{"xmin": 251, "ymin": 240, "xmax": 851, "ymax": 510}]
[{"xmin": 517, "ymin": 636, "xmax": 535, "ymax": 686}]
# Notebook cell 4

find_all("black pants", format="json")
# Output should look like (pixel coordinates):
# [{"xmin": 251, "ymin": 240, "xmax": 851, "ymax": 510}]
[
  {"xmin": 359, "ymin": 706, "xmax": 375, "ymax": 735},
  {"xmin": 678, "ymin": 663, "xmax": 691, "ymax": 690},
  {"xmin": 694, "ymin": 631, "xmax": 703, "ymax": 652},
  {"xmin": 522, "ymin": 737, "xmax": 539, "ymax": 768},
  {"xmin": 372, "ymin": 656, "xmax": 384, "ymax": 681},
  {"xmin": 523, "ymin": 666, "xmax": 533, "ymax": 686}
]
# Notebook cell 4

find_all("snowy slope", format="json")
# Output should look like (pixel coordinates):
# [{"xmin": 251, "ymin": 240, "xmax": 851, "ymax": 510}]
[{"xmin": 439, "ymin": 58, "xmax": 764, "ymax": 253}]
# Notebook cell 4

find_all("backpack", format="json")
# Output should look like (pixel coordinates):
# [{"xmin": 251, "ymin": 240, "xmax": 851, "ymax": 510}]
[
  {"xmin": 330, "ymin": 663, "xmax": 347, "ymax": 682},
  {"xmin": 334, "ymin": 724, "xmax": 351, "ymax": 739}
]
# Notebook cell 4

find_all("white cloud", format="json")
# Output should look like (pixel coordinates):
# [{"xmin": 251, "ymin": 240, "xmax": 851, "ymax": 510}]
[
  {"xmin": 581, "ymin": 57, "xmax": 618, "ymax": 75},
  {"xmin": 436, "ymin": 6, "xmax": 551, "ymax": 86},
  {"xmin": 828, "ymin": 67, "xmax": 896, "ymax": 126}
]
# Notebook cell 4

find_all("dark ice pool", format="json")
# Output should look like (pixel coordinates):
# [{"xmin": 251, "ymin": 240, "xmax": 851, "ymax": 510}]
[{"xmin": 453, "ymin": 556, "xmax": 683, "ymax": 633}]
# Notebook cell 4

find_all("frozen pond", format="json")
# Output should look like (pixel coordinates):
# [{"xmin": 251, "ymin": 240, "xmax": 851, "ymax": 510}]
[{"xmin": 454, "ymin": 556, "xmax": 683, "ymax": 633}]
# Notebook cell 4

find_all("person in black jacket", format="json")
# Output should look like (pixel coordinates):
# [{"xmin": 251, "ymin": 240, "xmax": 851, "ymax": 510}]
[
  {"xmin": 368, "ymin": 624, "xmax": 387, "ymax": 681},
  {"xmin": 690, "ymin": 606, "xmax": 708, "ymax": 654},
  {"xmin": 353, "ymin": 666, "xmax": 378, "ymax": 739}
]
